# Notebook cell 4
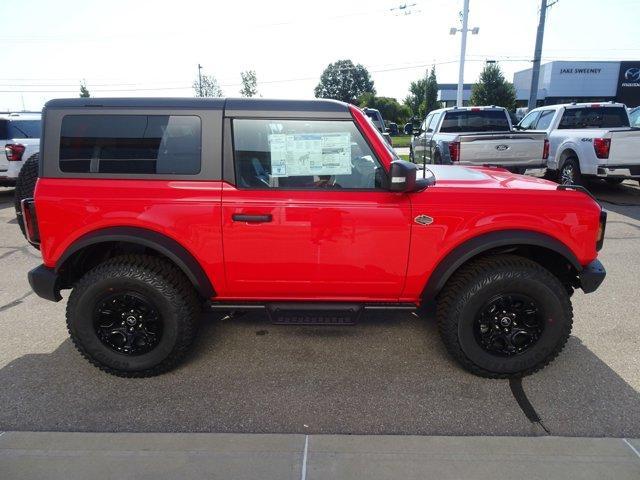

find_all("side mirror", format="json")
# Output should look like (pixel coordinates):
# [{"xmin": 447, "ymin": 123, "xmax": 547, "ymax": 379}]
[
  {"xmin": 389, "ymin": 160, "xmax": 421, "ymax": 192},
  {"xmin": 403, "ymin": 123, "xmax": 413, "ymax": 135}
]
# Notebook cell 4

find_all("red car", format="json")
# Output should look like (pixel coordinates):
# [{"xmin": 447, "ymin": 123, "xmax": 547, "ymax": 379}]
[{"xmin": 19, "ymin": 98, "xmax": 606, "ymax": 378}]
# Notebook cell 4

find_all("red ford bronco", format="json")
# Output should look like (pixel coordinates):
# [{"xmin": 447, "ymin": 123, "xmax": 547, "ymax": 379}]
[{"xmin": 20, "ymin": 98, "xmax": 606, "ymax": 378}]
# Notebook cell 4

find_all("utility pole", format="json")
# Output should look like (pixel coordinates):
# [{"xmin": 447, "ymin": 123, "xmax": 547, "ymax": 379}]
[
  {"xmin": 528, "ymin": 0, "xmax": 547, "ymax": 110},
  {"xmin": 198, "ymin": 64, "xmax": 203, "ymax": 97},
  {"xmin": 450, "ymin": 0, "xmax": 478, "ymax": 107},
  {"xmin": 528, "ymin": 1, "xmax": 557, "ymax": 109}
]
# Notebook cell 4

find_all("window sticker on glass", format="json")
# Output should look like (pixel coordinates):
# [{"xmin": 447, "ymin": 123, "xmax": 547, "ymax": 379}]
[{"xmin": 268, "ymin": 132, "xmax": 351, "ymax": 177}]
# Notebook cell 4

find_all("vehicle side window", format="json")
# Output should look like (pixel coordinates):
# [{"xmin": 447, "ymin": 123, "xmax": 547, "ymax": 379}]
[
  {"xmin": 59, "ymin": 115, "xmax": 201, "ymax": 175},
  {"xmin": 533, "ymin": 110, "xmax": 555, "ymax": 130},
  {"xmin": 518, "ymin": 111, "xmax": 540, "ymax": 130},
  {"xmin": 9, "ymin": 120, "xmax": 41, "ymax": 138},
  {"xmin": 421, "ymin": 115, "xmax": 432, "ymax": 132},
  {"xmin": 427, "ymin": 113, "xmax": 441, "ymax": 132},
  {"xmin": 232, "ymin": 119, "xmax": 387, "ymax": 190},
  {"xmin": 629, "ymin": 108, "xmax": 640, "ymax": 128}
]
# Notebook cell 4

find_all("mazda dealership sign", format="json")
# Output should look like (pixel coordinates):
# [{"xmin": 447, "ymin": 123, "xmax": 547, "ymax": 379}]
[{"xmin": 617, "ymin": 62, "xmax": 640, "ymax": 107}]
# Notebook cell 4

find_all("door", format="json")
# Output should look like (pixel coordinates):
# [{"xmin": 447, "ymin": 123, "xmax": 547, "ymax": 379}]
[{"xmin": 221, "ymin": 117, "xmax": 412, "ymax": 301}]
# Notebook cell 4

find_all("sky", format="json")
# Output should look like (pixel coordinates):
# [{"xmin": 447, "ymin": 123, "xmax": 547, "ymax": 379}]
[{"xmin": 1, "ymin": 0, "xmax": 639, "ymax": 111}]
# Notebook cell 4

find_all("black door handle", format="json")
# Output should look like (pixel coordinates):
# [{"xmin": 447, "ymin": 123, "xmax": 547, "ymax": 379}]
[{"xmin": 232, "ymin": 214, "xmax": 273, "ymax": 223}]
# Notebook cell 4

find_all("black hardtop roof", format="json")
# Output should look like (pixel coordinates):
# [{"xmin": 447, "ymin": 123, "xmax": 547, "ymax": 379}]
[{"xmin": 44, "ymin": 97, "xmax": 350, "ymax": 113}]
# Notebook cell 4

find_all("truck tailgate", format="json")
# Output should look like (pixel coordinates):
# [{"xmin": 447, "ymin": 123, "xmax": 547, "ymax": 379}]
[
  {"xmin": 459, "ymin": 133, "xmax": 546, "ymax": 167},
  {"xmin": 608, "ymin": 130, "xmax": 640, "ymax": 166}
]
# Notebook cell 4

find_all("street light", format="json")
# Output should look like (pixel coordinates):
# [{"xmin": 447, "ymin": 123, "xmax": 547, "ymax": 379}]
[{"xmin": 450, "ymin": 0, "xmax": 479, "ymax": 107}]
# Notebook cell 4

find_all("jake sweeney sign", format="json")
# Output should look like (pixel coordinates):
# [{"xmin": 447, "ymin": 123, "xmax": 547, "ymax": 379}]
[{"xmin": 560, "ymin": 68, "xmax": 602, "ymax": 75}]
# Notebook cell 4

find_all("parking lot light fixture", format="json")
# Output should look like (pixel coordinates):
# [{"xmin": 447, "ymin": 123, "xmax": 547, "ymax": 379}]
[{"xmin": 450, "ymin": 0, "xmax": 479, "ymax": 107}]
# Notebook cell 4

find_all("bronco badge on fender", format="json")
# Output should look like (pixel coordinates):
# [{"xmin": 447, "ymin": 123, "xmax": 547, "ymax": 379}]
[{"xmin": 414, "ymin": 214, "xmax": 434, "ymax": 225}]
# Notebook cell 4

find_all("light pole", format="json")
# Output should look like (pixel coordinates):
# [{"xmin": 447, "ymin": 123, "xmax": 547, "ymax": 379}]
[
  {"xmin": 197, "ymin": 64, "xmax": 203, "ymax": 97},
  {"xmin": 450, "ymin": 0, "xmax": 479, "ymax": 107},
  {"xmin": 528, "ymin": 0, "xmax": 557, "ymax": 110}
]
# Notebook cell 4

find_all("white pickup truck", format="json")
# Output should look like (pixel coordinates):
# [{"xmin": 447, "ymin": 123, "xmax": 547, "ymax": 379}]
[
  {"xmin": 516, "ymin": 102, "xmax": 640, "ymax": 185},
  {"xmin": 409, "ymin": 106, "xmax": 548, "ymax": 172},
  {"xmin": 0, "ymin": 112, "xmax": 41, "ymax": 186}
]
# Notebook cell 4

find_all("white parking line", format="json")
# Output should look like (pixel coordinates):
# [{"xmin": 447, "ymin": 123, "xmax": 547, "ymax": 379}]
[
  {"xmin": 0, "ymin": 432, "xmax": 5, "ymax": 438},
  {"xmin": 300, "ymin": 435, "xmax": 309, "ymax": 480},
  {"xmin": 623, "ymin": 438, "xmax": 640, "ymax": 459}
]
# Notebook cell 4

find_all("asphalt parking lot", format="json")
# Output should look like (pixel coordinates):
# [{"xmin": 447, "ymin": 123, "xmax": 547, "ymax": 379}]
[{"xmin": 0, "ymin": 180, "xmax": 639, "ymax": 437}]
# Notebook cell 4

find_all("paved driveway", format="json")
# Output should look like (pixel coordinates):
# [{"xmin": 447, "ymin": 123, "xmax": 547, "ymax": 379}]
[{"xmin": 0, "ymin": 181, "xmax": 638, "ymax": 436}]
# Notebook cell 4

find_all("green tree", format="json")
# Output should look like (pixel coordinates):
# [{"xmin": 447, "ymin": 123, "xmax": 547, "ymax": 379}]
[
  {"xmin": 358, "ymin": 93, "xmax": 411, "ymax": 124},
  {"xmin": 314, "ymin": 59, "xmax": 375, "ymax": 104},
  {"xmin": 79, "ymin": 80, "xmax": 90, "ymax": 98},
  {"xmin": 404, "ymin": 66, "xmax": 440, "ymax": 119},
  {"xmin": 240, "ymin": 70, "xmax": 258, "ymax": 97},
  {"xmin": 193, "ymin": 74, "xmax": 223, "ymax": 97},
  {"xmin": 470, "ymin": 63, "xmax": 516, "ymax": 111}
]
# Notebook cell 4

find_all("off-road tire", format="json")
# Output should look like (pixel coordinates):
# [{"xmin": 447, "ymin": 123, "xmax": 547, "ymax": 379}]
[
  {"xmin": 14, "ymin": 153, "xmax": 39, "ymax": 238},
  {"xmin": 436, "ymin": 254, "xmax": 573, "ymax": 378},
  {"xmin": 66, "ymin": 254, "xmax": 201, "ymax": 377},
  {"xmin": 558, "ymin": 157, "xmax": 582, "ymax": 186}
]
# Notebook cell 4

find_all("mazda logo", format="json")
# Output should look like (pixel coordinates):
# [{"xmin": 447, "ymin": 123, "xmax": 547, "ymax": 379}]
[
  {"xmin": 495, "ymin": 144, "xmax": 509, "ymax": 151},
  {"xmin": 624, "ymin": 68, "xmax": 640, "ymax": 82}
]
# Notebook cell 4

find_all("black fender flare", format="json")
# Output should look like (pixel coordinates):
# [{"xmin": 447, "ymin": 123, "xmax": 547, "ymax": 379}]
[
  {"xmin": 421, "ymin": 229, "xmax": 581, "ymax": 301},
  {"xmin": 56, "ymin": 226, "xmax": 215, "ymax": 298}
]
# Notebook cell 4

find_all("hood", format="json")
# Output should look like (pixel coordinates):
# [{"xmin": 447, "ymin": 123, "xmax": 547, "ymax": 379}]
[{"xmin": 424, "ymin": 165, "xmax": 557, "ymax": 191}]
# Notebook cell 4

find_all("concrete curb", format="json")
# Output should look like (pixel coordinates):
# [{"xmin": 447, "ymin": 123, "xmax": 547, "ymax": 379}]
[{"xmin": 1, "ymin": 432, "xmax": 639, "ymax": 480}]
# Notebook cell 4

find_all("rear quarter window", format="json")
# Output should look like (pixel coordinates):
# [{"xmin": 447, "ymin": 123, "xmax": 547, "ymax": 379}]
[{"xmin": 59, "ymin": 114, "xmax": 201, "ymax": 174}]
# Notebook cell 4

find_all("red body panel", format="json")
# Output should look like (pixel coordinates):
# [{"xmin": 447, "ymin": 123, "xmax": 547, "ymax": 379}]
[
  {"xmin": 33, "ymin": 110, "xmax": 602, "ymax": 305},
  {"xmin": 35, "ymin": 179, "xmax": 227, "ymax": 294},
  {"xmin": 220, "ymin": 183, "xmax": 411, "ymax": 300}
]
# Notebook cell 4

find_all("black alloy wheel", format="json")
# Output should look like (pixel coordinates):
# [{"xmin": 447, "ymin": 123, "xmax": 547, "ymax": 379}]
[
  {"xmin": 474, "ymin": 293, "xmax": 543, "ymax": 357},
  {"xmin": 94, "ymin": 292, "xmax": 163, "ymax": 356}
]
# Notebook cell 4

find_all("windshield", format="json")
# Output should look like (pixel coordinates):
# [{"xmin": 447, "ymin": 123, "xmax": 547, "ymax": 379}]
[
  {"xmin": 363, "ymin": 114, "xmax": 399, "ymax": 161},
  {"xmin": 440, "ymin": 110, "xmax": 510, "ymax": 133},
  {"xmin": 558, "ymin": 107, "xmax": 629, "ymax": 129},
  {"xmin": 365, "ymin": 110, "xmax": 384, "ymax": 130}
]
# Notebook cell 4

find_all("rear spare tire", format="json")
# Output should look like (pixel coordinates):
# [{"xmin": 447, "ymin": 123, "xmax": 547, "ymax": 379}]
[
  {"xmin": 436, "ymin": 254, "xmax": 573, "ymax": 378},
  {"xmin": 14, "ymin": 152, "xmax": 39, "ymax": 238}
]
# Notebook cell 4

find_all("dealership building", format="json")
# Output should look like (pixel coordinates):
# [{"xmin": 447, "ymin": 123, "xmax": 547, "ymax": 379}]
[
  {"xmin": 513, "ymin": 60, "xmax": 640, "ymax": 108},
  {"xmin": 437, "ymin": 83, "xmax": 473, "ymax": 107}
]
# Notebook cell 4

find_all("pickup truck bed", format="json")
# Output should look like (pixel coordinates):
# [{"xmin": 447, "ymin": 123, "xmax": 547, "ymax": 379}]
[{"xmin": 411, "ymin": 106, "xmax": 547, "ymax": 170}]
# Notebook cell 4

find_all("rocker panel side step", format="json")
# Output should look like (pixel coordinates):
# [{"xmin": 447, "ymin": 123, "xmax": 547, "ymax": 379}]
[
  {"xmin": 205, "ymin": 301, "xmax": 418, "ymax": 325},
  {"xmin": 268, "ymin": 303, "xmax": 362, "ymax": 325}
]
